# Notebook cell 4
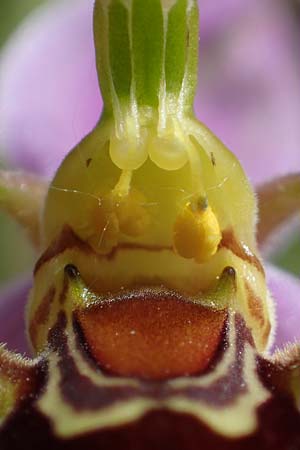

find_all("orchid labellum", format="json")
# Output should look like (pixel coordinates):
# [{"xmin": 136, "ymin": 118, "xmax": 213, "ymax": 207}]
[{"xmin": 0, "ymin": 1, "xmax": 300, "ymax": 449}]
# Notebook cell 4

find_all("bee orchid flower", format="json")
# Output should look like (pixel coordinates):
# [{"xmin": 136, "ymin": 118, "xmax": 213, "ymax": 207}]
[{"xmin": 0, "ymin": 1, "xmax": 300, "ymax": 449}]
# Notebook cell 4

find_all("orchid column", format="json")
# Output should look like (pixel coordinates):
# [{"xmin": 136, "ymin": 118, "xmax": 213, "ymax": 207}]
[{"xmin": 29, "ymin": 0, "xmax": 272, "ymax": 368}]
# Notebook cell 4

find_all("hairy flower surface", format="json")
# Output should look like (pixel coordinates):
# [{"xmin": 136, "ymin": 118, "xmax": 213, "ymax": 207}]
[{"xmin": 0, "ymin": 1, "xmax": 300, "ymax": 449}]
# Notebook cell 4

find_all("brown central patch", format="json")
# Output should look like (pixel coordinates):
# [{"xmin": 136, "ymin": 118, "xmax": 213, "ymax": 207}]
[{"xmin": 77, "ymin": 289, "xmax": 226, "ymax": 381}]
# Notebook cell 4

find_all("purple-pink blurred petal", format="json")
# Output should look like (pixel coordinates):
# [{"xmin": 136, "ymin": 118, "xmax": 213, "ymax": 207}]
[
  {"xmin": 0, "ymin": 276, "xmax": 32, "ymax": 354},
  {"xmin": 197, "ymin": 0, "xmax": 300, "ymax": 184},
  {"xmin": 0, "ymin": 0, "xmax": 101, "ymax": 177},
  {"xmin": 267, "ymin": 265, "xmax": 300, "ymax": 350}
]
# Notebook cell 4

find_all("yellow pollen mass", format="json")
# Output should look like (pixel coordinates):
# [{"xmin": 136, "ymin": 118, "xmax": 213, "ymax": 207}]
[{"xmin": 173, "ymin": 198, "xmax": 222, "ymax": 264}]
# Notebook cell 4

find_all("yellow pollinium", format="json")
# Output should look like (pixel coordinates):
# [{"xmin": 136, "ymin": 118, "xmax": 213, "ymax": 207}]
[{"xmin": 174, "ymin": 197, "xmax": 222, "ymax": 264}]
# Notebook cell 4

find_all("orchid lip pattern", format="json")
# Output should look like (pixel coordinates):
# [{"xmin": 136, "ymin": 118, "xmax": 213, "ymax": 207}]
[{"xmin": 0, "ymin": 1, "xmax": 300, "ymax": 449}]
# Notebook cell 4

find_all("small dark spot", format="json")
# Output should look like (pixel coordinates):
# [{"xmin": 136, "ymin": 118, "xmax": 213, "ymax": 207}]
[
  {"xmin": 197, "ymin": 196, "xmax": 208, "ymax": 211},
  {"xmin": 86, "ymin": 158, "xmax": 92, "ymax": 168},
  {"xmin": 223, "ymin": 266, "xmax": 236, "ymax": 279},
  {"xmin": 64, "ymin": 264, "xmax": 80, "ymax": 279},
  {"xmin": 186, "ymin": 30, "xmax": 190, "ymax": 48},
  {"xmin": 210, "ymin": 152, "xmax": 216, "ymax": 166}
]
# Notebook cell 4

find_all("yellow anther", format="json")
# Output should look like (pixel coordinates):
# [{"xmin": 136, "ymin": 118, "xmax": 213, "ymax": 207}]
[{"xmin": 173, "ymin": 197, "xmax": 222, "ymax": 263}]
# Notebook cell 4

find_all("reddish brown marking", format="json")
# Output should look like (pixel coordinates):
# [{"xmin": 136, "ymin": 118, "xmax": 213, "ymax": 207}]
[
  {"xmin": 220, "ymin": 229, "xmax": 265, "ymax": 275},
  {"xmin": 34, "ymin": 227, "xmax": 91, "ymax": 274},
  {"xmin": 77, "ymin": 289, "xmax": 226, "ymax": 381},
  {"xmin": 29, "ymin": 287, "xmax": 56, "ymax": 347},
  {"xmin": 245, "ymin": 283, "xmax": 265, "ymax": 328},
  {"xmin": 35, "ymin": 226, "xmax": 172, "ymax": 274},
  {"xmin": 86, "ymin": 158, "xmax": 92, "ymax": 167}
]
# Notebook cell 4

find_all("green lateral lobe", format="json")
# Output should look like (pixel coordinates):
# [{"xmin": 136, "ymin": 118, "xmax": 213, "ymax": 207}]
[
  {"xmin": 0, "ymin": 170, "xmax": 47, "ymax": 248},
  {"xmin": 257, "ymin": 173, "xmax": 300, "ymax": 246}
]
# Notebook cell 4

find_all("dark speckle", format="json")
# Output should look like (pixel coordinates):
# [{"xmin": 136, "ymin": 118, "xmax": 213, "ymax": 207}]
[
  {"xmin": 223, "ymin": 266, "xmax": 236, "ymax": 279},
  {"xmin": 186, "ymin": 30, "xmax": 190, "ymax": 48},
  {"xmin": 64, "ymin": 264, "xmax": 80, "ymax": 279},
  {"xmin": 86, "ymin": 158, "xmax": 92, "ymax": 168},
  {"xmin": 210, "ymin": 152, "xmax": 216, "ymax": 166}
]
